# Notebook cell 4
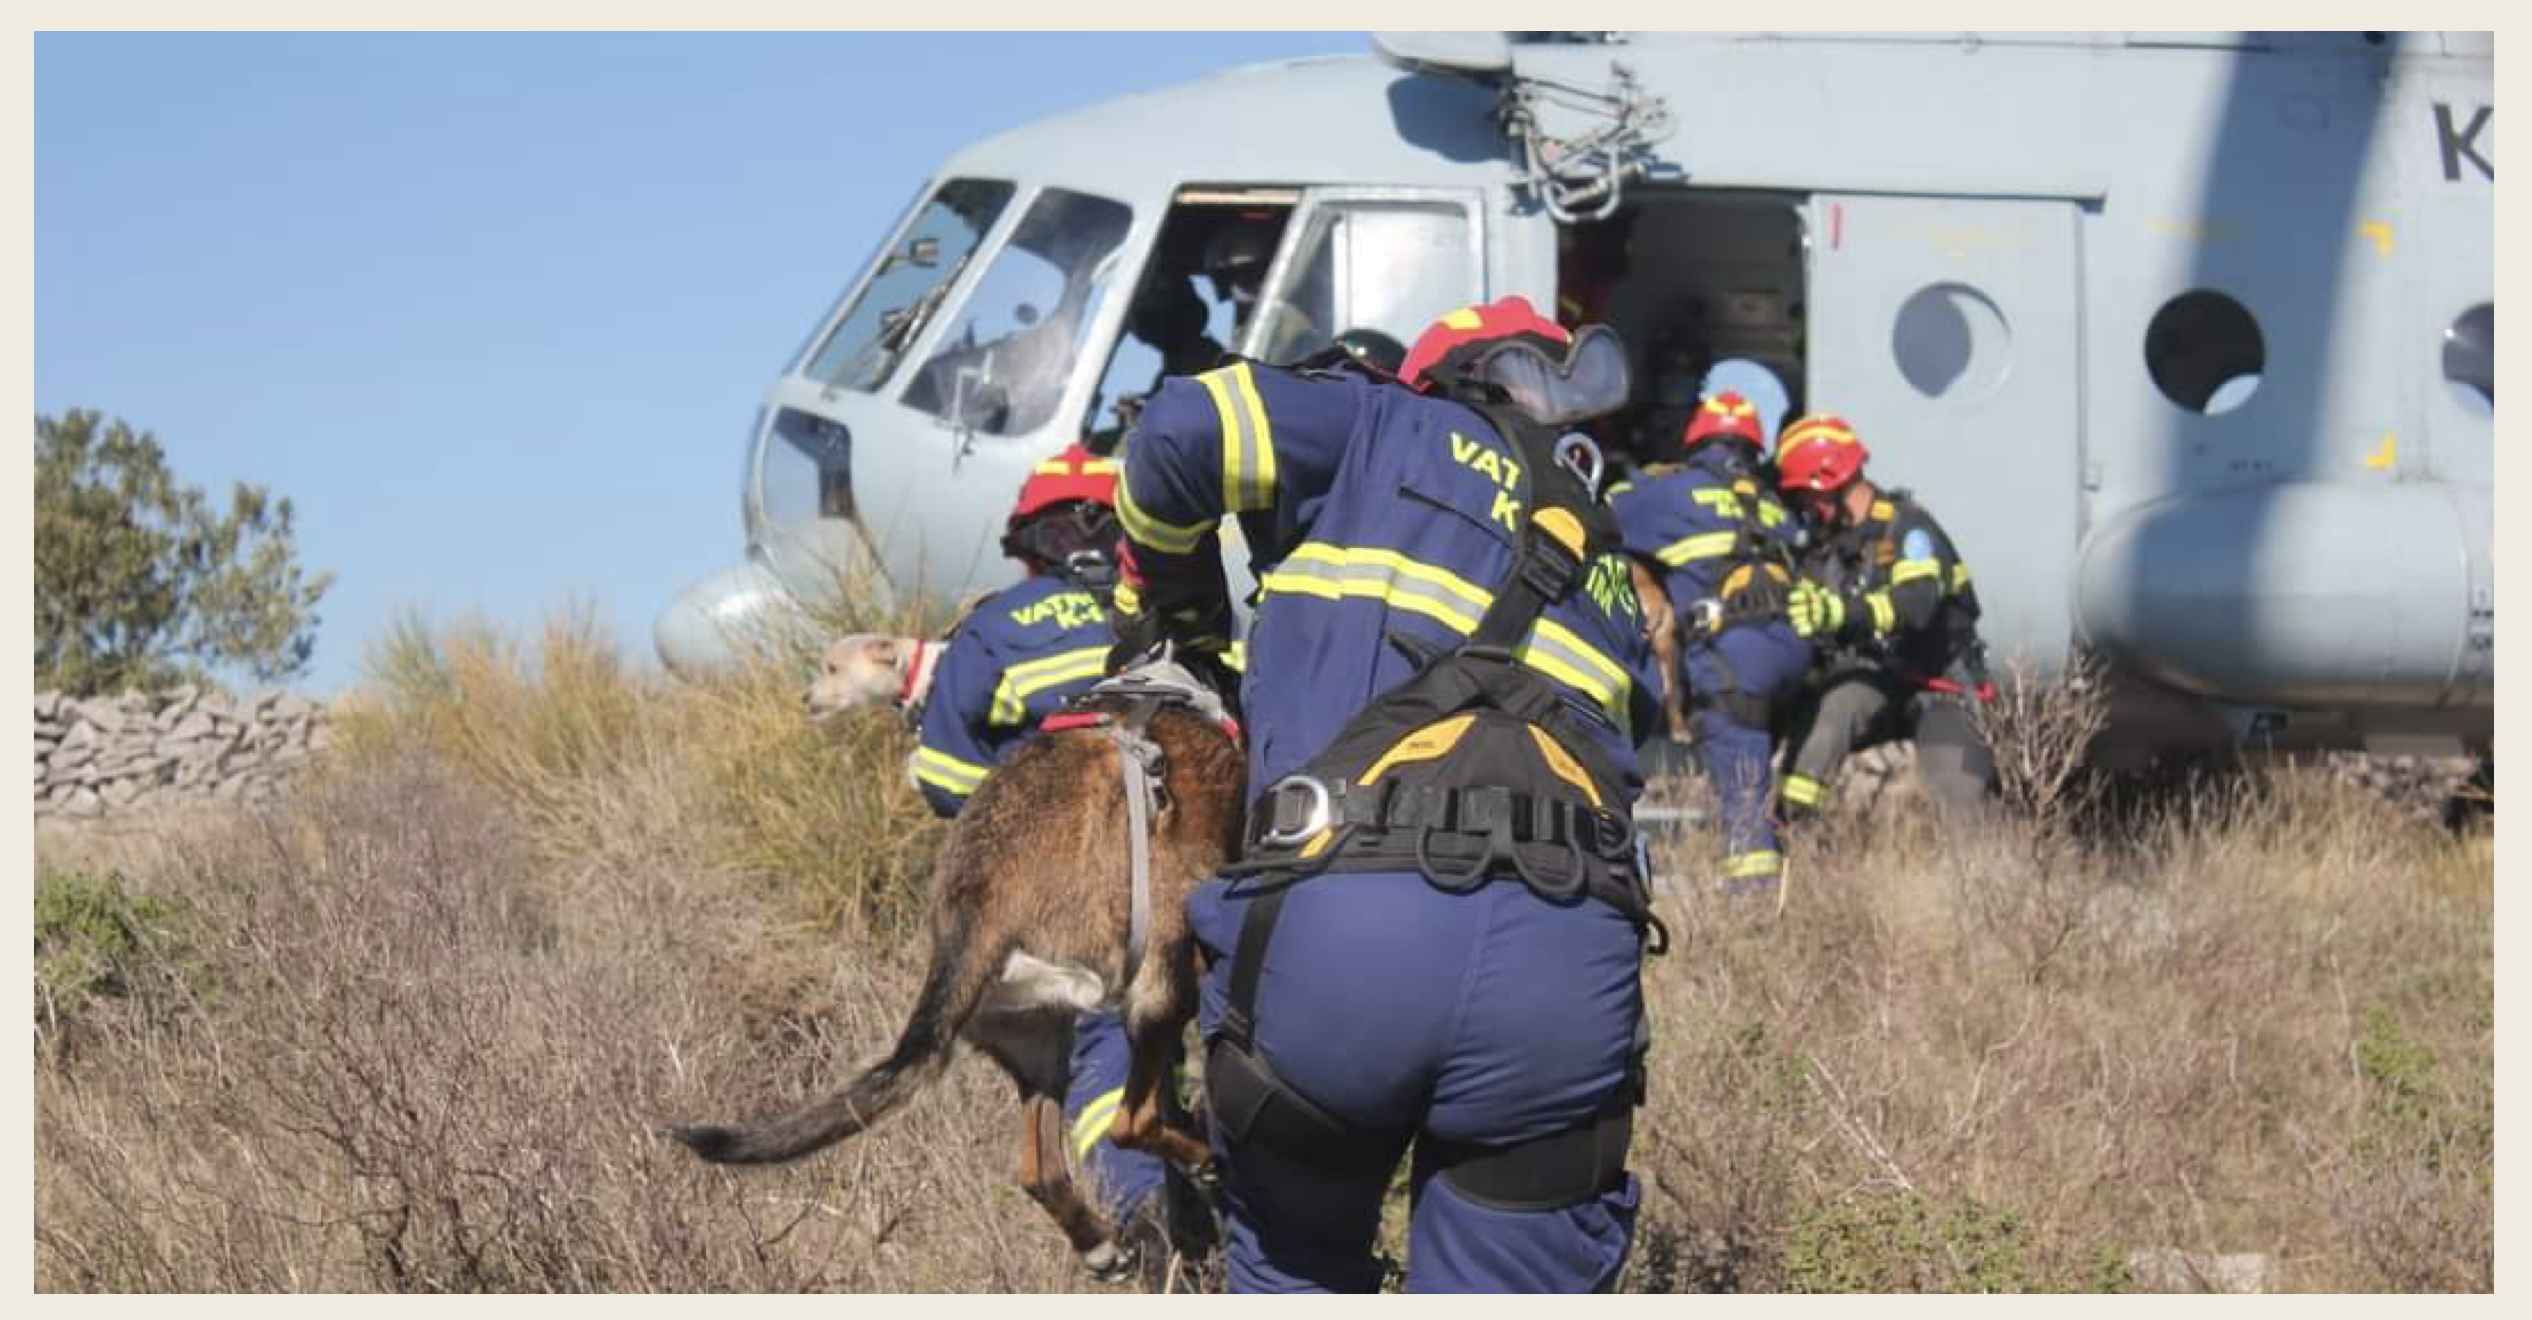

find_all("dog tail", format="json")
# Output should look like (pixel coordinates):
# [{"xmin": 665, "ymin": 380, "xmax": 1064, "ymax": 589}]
[{"xmin": 670, "ymin": 906, "xmax": 1005, "ymax": 1165}]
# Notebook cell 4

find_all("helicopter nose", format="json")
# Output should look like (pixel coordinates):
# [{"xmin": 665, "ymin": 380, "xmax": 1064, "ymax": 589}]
[{"xmin": 654, "ymin": 560, "xmax": 797, "ymax": 678}]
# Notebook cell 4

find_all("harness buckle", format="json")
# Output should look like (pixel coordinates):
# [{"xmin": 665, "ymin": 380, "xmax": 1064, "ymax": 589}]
[
  {"xmin": 1687, "ymin": 597, "xmax": 1724, "ymax": 636},
  {"xmin": 1257, "ymin": 775, "xmax": 1336, "ymax": 848},
  {"xmin": 1516, "ymin": 531, "xmax": 1583, "ymax": 602}
]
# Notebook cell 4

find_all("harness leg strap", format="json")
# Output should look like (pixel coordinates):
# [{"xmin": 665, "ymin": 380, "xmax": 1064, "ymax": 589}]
[
  {"xmin": 1419, "ymin": 1013, "xmax": 1647, "ymax": 1212},
  {"xmin": 1205, "ymin": 885, "xmax": 1409, "ymax": 1170},
  {"xmin": 1421, "ymin": 1099, "xmax": 1635, "ymax": 1213}
]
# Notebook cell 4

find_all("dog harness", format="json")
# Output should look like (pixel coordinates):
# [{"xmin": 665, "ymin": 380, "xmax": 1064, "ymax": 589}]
[{"xmin": 1040, "ymin": 653, "xmax": 1240, "ymax": 991}]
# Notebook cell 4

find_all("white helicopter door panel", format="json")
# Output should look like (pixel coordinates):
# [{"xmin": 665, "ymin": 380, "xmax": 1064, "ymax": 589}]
[
  {"xmin": 1239, "ymin": 187, "xmax": 1486, "ymax": 365},
  {"xmin": 1804, "ymin": 193, "xmax": 2083, "ymax": 675}
]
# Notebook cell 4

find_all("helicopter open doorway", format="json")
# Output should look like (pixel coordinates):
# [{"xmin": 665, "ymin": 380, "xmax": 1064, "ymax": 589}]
[{"xmin": 1555, "ymin": 189, "xmax": 1811, "ymax": 466}]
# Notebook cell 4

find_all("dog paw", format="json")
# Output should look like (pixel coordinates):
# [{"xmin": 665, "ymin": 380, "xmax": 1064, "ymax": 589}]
[{"xmin": 1082, "ymin": 1237, "xmax": 1138, "ymax": 1284}]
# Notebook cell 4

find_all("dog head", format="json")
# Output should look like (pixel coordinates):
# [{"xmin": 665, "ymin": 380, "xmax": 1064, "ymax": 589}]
[{"xmin": 806, "ymin": 633, "xmax": 940, "ymax": 719}]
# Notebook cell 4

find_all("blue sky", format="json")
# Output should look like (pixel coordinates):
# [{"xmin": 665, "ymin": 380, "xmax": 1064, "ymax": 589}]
[{"xmin": 34, "ymin": 32, "xmax": 1361, "ymax": 693}]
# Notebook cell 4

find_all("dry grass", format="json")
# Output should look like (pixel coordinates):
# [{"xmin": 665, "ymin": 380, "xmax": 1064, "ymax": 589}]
[{"xmin": 33, "ymin": 611, "xmax": 2493, "ymax": 1292}]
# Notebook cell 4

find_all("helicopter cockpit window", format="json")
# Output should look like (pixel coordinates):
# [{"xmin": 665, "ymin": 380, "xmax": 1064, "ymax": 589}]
[
  {"xmin": 1084, "ymin": 196, "xmax": 1295, "ymax": 452},
  {"xmin": 801, "ymin": 178, "xmax": 1015, "ymax": 393},
  {"xmin": 901, "ymin": 187, "xmax": 1134, "ymax": 438},
  {"xmin": 758, "ymin": 406, "xmax": 856, "ymax": 535},
  {"xmin": 2442, "ymin": 303, "xmax": 2492, "ymax": 415},
  {"xmin": 1250, "ymin": 200, "xmax": 1476, "ymax": 366}
]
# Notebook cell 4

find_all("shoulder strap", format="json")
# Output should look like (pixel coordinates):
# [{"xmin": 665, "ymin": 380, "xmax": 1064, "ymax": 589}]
[{"xmin": 1463, "ymin": 401, "xmax": 1615, "ymax": 655}]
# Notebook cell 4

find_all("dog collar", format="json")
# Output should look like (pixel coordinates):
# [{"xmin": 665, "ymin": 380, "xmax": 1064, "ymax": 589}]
[{"xmin": 899, "ymin": 639, "xmax": 938, "ymax": 708}]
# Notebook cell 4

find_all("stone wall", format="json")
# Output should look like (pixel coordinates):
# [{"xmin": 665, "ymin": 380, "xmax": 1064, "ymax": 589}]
[{"xmin": 34, "ymin": 687, "xmax": 331, "ymax": 821}]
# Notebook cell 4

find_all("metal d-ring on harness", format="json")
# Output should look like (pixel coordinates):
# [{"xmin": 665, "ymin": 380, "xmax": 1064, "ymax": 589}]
[{"xmin": 1203, "ymin": 402, "xmax": 1662, "ymax": 1210}]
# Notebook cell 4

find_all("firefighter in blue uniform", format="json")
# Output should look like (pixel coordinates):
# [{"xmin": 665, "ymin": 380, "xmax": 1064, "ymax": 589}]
[
  {"xmin": 1111, "ymin": 298, "xmax": 1665, "ymax": 1292},
  {"xmin": 907, "ymin": 444, "xmax": 1167, "ymax": 1247},
  {"xmin": 1772, "ymin": 415, "xmax": 1998, "ymax": 820},
  {"xmin": 1610, "ymin": 392, "xmax": 1811, "ymax": 893}
]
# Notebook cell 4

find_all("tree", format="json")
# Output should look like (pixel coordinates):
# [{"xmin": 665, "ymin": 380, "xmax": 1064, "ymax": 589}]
[{"xmin": 35, "ymin": 410, "xmax": 335, "ymax": 696}]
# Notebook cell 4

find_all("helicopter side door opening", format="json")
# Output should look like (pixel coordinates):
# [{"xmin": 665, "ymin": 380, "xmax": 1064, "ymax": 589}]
[{"xmin": 1554, "ymin": 189, "xmax": 1810, "ymax": 466}]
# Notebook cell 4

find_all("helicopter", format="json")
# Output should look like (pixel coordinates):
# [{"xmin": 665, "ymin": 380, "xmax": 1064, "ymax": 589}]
[{"xmin": 655, "ymin": 31, "xmax": 2492, "ymax": 768}]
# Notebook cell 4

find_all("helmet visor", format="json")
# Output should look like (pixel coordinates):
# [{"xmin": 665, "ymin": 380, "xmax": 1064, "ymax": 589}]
[{"xmin": 1471, "ymin": 324, "xmax": 1632, "ymax": 425}]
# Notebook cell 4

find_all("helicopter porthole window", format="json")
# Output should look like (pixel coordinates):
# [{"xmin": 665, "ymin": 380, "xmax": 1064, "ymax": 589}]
[
  {"xmin": 2442, "ymin": 303, "xmax": 2493, "ymax": 416},
  {"xmin": 2145, "ymin": 290, "xmax": 2266, "ymax": 416},
  {"xmin": 1892, "ymin": 282, "xmax": 2010, "ymax": 400}
]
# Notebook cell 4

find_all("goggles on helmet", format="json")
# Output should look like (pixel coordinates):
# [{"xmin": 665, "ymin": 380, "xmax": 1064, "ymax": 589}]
[{"xmin": 1459, "ymin": 323, "xmax": 1632, "ymax": 426}]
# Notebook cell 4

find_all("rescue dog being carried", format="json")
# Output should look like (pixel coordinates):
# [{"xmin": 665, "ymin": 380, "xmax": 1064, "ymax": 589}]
[{"xmin": 671, "ymin": 642, "xmax": 1244, "ymax": 1281}]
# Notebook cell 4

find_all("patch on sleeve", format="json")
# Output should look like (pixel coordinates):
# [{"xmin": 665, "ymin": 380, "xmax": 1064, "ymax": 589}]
[{"xmin": 1902, "ymin": 529, "xmax": 1937, "ymax": 563}]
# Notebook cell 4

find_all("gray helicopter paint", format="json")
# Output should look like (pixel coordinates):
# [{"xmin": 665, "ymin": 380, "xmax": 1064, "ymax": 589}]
[
  {"xmin": 1801, "ymin": 192, "xmax": 2084, "ymax": 679},
  {"xmin": 661, "ymin": 32, "xmax": 2491, "ymax": 760}
]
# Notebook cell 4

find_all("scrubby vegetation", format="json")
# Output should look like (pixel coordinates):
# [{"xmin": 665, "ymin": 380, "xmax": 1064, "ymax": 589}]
[{"xmin": 32, "ymin": 609, "xmax": 2493, "ymax": 1291}]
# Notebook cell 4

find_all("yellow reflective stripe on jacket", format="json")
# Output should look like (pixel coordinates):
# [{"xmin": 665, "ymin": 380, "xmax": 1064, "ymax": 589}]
[
  {"xmin": 1071, "ymin": 1088, "xmax": 1124, "ymax": 1159},
  {"xmin": 1200, "ymin": 363, "xmax": 1277, "ymax": 513},
  {"xmin": 913, "ymin": 747, "xmax": 991, "ymax": 795},
  {"xmin": 1688, "ymin": 486, "xmax": 1786, "ymax": 528},
  {"xmin": 1263, "ymin": 542, "xmax": 1491, "ymax": 633},
  {"xmin": 1722, "ymin": 849, "xmax": 1784, "ymax": 880},
  {"xmin": 1259, "ymin": 541, "xmax": 1632, "ymax": 725},
  {"xmin": 1656, "ymin": 530, "xmax": 1739, "ymax": 566},
  {"xmin": 1952, "ymin": 563, "xmax": 1974, "ymax": 592},
  {"xmin": 1520, "ymin": 618, "xmax": 1629, "ymax": 722},
  {"xmin": 988, "ymin": 645, "xmax": 1110, "ymax": 726},
  {"xmin": 1116, "ymin": 477, "xmax": 1213, "ymax": 555},
  {"xmin": 1888, "ymin": 559, "xmax": 1944, "ymax": 589},
  {"xmin": 1781, "ymin": 773, "xmax": 1828, "ymax": 807}
]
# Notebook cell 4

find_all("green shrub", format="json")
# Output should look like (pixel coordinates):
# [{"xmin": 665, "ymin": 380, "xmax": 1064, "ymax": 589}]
[
  {"xmin": 1782, "ymin": 1189, "xmax": 2042, "ymax": 1293},
  {"xmin": 34, "ymin": 869, "xmax": 192, "ymax": 1035}
]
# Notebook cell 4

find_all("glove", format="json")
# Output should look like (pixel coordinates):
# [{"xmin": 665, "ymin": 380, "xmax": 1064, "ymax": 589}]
[
  {"xmin": 1786, "ymin": 579, "xmax": 1847, "ymax": 640},
  {"xmin": 1105, "ymin": 588, "xmax": 1234, "ymax": 675}
]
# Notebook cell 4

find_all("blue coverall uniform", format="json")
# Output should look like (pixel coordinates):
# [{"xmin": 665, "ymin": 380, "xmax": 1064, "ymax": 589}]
[
  {"xmin": 1117, "ymin": 359, "xmax": 1662, "ymax": 1292},
  {"xmin": 1610, "ymin": 447, "xmax": 1813, "ymax": 892},
  {"xmin": 911, "ymin": 572, "xmax": 1162, "ymax": 1228}
]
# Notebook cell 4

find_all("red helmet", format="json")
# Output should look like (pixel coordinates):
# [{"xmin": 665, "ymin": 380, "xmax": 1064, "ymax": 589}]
[
  {"xmin": 1009, "ymin": 444, "xmax": 1119, "ymax": 522},
  {"xmin": 1399, "ymin": 295, "xmax": 1572, "ymax": 392},
  {"xmin": 1775, "ymin": 414, "xmax": 1870, "ymax": 493},
  {"xmin": 1680, "ymin": 391, "xmax": 1767, "ymax": 454}
]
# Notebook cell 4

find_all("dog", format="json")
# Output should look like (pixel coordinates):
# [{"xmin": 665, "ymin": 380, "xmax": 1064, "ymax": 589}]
[
  {"xmin": 678, "ymin": 639, "xmax": 1245, "ymax": 1282},
  {"xmin": 805, "ymin": 632, "xmax": 943, "ymax": 723},
  {"xmin": 1629, "ymin": 559, "xmax": 1688, "ymax": 741}
]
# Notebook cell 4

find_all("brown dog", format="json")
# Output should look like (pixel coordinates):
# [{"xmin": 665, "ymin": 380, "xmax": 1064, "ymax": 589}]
[
  {"xmin": 679, "ymin": 648, "xmax": 1244, "ymax": 1281},
  {"xmin": 1629, "ymin": 559, "xmax": 1688, "ymax": 741}
]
